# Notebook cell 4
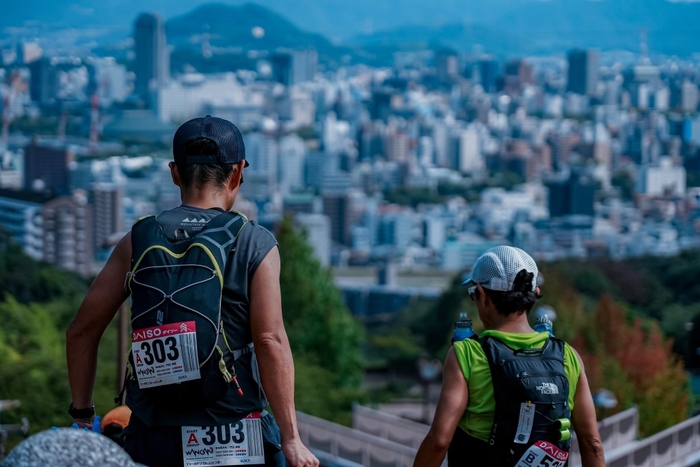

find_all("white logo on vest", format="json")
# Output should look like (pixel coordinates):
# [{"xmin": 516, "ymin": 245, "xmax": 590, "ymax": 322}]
[{"xmin": 536, "ymin": 382, "xmax": 559, "ymax": 395}]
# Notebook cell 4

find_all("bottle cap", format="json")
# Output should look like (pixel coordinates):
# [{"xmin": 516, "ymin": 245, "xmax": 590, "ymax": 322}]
[
  {"xmin": 536, "ymin": 315, "xmax": 552, "ymax": 326},
  {"xmin": 455, "ymin": 311, "xmax": 472, "ymax": 328}
]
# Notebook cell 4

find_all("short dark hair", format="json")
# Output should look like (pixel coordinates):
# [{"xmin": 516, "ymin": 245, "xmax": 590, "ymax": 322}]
[
  {"xmin": 176, "ymin": 137, "xmax": 235, "ymax": 189},
  {"xmin": 482, "ymin": 269, "xmax": 541, "ymax": 316}
]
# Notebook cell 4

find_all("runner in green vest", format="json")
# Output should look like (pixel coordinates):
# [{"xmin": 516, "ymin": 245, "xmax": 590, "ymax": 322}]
[
  {"xmin": 67, "ymin": 116, "xmax": 318, "ymax": 467},
  {"xmin": 414, "ymin": 246, "xmax": 604, "ymax": 467}
]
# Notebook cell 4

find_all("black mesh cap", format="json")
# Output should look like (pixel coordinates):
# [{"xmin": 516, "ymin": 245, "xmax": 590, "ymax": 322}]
[{"xmin": 173, "ymin": 115, "xmax": 248, "ymax": 166}]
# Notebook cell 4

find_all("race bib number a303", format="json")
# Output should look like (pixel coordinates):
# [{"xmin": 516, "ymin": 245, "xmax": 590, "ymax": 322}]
[
  {"xmin": 515, "ymin": 440, "xmax": 569, "ymax": 467},
  {"xmin": 131, "ymin": 321, "xmax": 200, "ymax": 388},
  {"xmin": 182, "ymin": 413, "xmax": 265, "ymax": 466}
]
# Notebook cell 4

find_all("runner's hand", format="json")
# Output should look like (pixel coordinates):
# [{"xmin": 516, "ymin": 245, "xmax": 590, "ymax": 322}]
[{"xmin": 282, "ymin": 439, "xmax": 319, "ymax": 467}]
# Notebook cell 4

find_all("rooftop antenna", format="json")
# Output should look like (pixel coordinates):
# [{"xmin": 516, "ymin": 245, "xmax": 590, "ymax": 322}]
[{"xmin": 639, "ymin": 27, "xmax": 649, "ymax": 65}]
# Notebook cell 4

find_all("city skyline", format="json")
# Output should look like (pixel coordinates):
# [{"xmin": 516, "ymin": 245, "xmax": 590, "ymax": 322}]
[{"xmin": 0, "ymin": 4, "xmax": 699, "ymax": 466}]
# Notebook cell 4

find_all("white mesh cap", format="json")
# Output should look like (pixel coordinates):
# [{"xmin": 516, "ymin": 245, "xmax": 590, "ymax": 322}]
[{"xmin": 462, "ymin": 246, "xmax": 538, "ymax": 292}]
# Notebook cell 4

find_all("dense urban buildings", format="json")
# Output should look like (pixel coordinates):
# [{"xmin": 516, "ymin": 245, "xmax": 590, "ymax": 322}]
[{"xmin": 0, "ymin": 11, "xmax": 699, "ymax": 289}]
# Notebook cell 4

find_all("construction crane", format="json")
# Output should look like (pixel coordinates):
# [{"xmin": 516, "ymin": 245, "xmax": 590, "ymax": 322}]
[
  {"xmin": 89, "ymin": 91, "xmax": 100, "ymax": 152},
  {"xmin": 1, "ymin": 93, "xmax": 10, "ymax": 150}
]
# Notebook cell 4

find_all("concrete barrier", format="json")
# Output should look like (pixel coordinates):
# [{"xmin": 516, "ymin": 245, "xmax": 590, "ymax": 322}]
[
  {"xmin": 352, "ymin": 405, "xmax": 640, "ymax": 466},
  {"xmin": 604, "ymin": 415, "xmax": 700, "ymax": 467},
  {"xmin": 298, "ymin": 411, "xmax": 447, "ymax": 467}
]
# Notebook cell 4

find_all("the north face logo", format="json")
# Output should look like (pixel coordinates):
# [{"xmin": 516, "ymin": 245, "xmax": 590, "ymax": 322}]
[{"xmin": 536, "ymin": 382, "xmax": 559, "ymax": 395}]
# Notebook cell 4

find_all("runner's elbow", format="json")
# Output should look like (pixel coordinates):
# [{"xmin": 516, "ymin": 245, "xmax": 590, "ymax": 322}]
[
  {"xmin": 66, "ymin": 321, "xmax": 87, "ymax": 343},
  {"xmin": 580, "ymin": 435, "xmax": 605, "ymax": 460},
  {"xmin": 66, "ymin": 319, "xmax": 100, "ymax": 346},
  {"xmin": 426, "ymin": 430, "xmax": 452, "ymax": 452},
  {"xmin": 255, "ymin": 332, "xmax": 285, "ymax": 352}
]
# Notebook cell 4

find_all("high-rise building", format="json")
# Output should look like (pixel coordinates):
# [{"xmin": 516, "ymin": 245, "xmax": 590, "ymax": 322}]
[
  {"xmin": 680, "ymin": 80, "xmax": 699, "ymax": 113},
  {"xmin": 133, "ymin": 13, "xmax": 169, "ymax": 97},
  {"xmin": 436, "ymin": 49, "xmax": 459, "ymax": 83},
  {"xmin": 270, "ymin": 50, "xmax": 317, "ymax": 86},
  {"xmin": 89, "ymin": 57, "xmax": 130, "ymax": 104},
  {"xmin": 378, "ymin": 211, "xmax": 413, "ymax": 250},
  {"xmin": 547, "ymin": 172, "xmax": 596, "ymax": 218},
  {"xmin": 504, "ymin": 59, "xmax": 533, "ymax": 94},
  {"xmin": 246, "ymin": 132, "xmax": 279, "ymax": 185},
  {"xmin": 637, "ymin": 157, "xmax": 686, "ymax": 197},
  {"xmin": 370, "ymin": 89, "xmax": 394, "ymax": 122},
  {"xmin": 323, "ymin": 194, "xmax": 350, "ymax": 245},
  {"xmin": 42, "ymin": 193, "xmax": 94, "ymax": 276},
  {"xmin": 0, "ymin": 189, "xmax": 93, "ymax": 276},
  {"xmin": 0, "ymin": 189, "xmax": 45, "ymax": 261},
  {"xmin": 476, "ymin": 58, "xmax": 500, "ymax": 93},
  {"xmin": 23, "ymin": 139, "xmax": 73, "ymax": 194},
  {"xmin": 91, "ymin": 182, "xmax": 124, "ymax": 250},
  {"xmin": 270, "ymin": 53, "xmax": 292, "ymax": 86},
  {"xmin": 296, "ymin": 214, "xmax": 332, "ymax": 267},
  {"xmin": 290, "ymin": 89, "xmax": 315, "ymax": 127},
  {"xmin": 292, "ymin": 50, "xmax": 318, "ymax": 85},
  {"xmin": 449, "ymin": 126, "xmax": 483, "ymax": 174},
  {"xmin": 384, "ymin": 129, "xmax": 410, "ymax": 163},
  {"xmin": 567, "ymin": 49, "xmax": 600, "ymax": 96},
  {"xmin": 28, "ymin": 58, "xmax": 58, "ymax": 105},
  {"xmin": 279, "ymin": 135, "xmax": 306, "ymax": 194}
]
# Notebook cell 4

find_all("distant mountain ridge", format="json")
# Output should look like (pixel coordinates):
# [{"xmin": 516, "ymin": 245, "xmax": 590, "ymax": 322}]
[
  {"xmin": 3, "ymin": 0, "xmax": 700, "ymax": 57},
  {"xmin": 166, "ymin": 3, "xmax": 337, "ymax": 54},
  {"xmin": 348, "ymin": 0, "xmax": 700, "ymax": 57}
]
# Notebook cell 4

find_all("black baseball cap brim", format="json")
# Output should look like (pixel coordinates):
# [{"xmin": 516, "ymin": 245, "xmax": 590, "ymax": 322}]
[{"xmin": 173, "ymin": 115, "xmax": 247, "ymax": 166}]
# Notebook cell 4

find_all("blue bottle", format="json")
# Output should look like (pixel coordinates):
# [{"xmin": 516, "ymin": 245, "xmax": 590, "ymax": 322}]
[
  {"xmin": 453, "ymin": 312, "xmax": 475, "ymax": 342},
  {"xmin": 534, "ymin": 315, "xmax": 554, "ymax": 336}
]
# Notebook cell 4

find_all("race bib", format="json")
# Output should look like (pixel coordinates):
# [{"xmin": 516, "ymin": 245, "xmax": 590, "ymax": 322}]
[
  {"xmin": 131, "ymin": 321, "xmax": 200, "ymax": 388},
  {"xmin": 515, "ymin": 440, "xmax": 569, "ymax": 467},
  {"xmin": 182, "ymin": 413, "xmax": 265, "ymax": 466}
]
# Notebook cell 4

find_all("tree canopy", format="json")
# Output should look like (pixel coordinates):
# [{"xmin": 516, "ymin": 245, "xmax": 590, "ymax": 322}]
[{"xmin": 276, "ymin": 217, "xmax": 365, "ymax": 424}]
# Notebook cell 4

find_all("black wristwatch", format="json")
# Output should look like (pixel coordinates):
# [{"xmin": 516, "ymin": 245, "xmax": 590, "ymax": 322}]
[{"xmin": 68, "ymin": 403, "xmax": 95, "ymax": 419}]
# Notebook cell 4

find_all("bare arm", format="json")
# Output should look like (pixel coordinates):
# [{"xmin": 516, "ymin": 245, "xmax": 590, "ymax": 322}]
[
  {"xmin": 249, "ymin": 247, "xmax": 318, "ymax": 467},
  {"xmin": 66, "ymin": 232, "xmax": 131, "ymax": 413},
  {"xmin": 571, "ymin": 350, "xmax": 605, "ymax": 467},
  {"xmin": 414, "ymin": 348, "xmax": 469, "ymax": 467}
]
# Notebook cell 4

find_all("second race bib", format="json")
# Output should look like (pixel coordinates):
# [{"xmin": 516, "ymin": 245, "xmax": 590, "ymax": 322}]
[
  {"xmin": 131, "ymin": 321, "xmax": 200, "ymax": 388},
  {"xmin": 181, "ymin": 413, "xmax": 265, "ymax": 466},
  {"xmin": 515, "ymin": 440, "xmax": 569, "ymax": 467}
]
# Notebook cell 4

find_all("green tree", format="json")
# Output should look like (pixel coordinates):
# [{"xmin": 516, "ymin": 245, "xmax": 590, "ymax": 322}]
[
  {"xmin": 0, "ymin": 230, "xmax": 88, "ymax": 304},
  {"xmin": 0, "ymin": 296, "xmax": 117, "ymax": 432},
  {"xmin": 276, "ymin": 217, "xmax": 364, "ymax": 422}
]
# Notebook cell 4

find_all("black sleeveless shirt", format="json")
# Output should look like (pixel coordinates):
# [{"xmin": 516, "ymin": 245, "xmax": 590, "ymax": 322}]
[{"xmin": 126, "ymin": 205, "xmax": 278, "ymax": 427}]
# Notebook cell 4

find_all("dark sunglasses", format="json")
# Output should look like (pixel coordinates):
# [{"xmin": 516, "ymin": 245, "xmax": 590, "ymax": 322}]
[{"xmin": 468, "ymin": 286, "xmax": 477, "ymax": 301}]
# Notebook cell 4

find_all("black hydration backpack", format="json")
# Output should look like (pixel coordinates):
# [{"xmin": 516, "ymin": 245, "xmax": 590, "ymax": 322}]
[
  {"xmin": 480, "ymin": 335, "xmax": 572, "ymax": 467},
  {"xmin": 124, "ymin": 211, "xmax": 251, "ymax": 406}
]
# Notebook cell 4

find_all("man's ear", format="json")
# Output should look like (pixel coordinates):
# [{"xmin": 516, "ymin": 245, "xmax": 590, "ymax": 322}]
[
  {"xmin": 227, "ymin": 162, "xmax": 244, "ymax": 190},
  {"xmin": 169, "ymin": 162, "xmax": 182, "ymax": 188}
]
